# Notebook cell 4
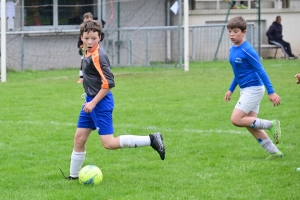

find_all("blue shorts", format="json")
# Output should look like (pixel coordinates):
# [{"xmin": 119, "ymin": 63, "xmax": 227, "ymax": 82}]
[{"xmin": 77, "ymin": 92, "xmax": 114, "ymax": 135}]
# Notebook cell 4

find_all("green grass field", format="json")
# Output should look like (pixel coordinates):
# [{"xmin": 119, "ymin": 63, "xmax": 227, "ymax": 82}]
[{"xmin": 1, "ymin": 59, "xmax": 300, "ymax": 200}]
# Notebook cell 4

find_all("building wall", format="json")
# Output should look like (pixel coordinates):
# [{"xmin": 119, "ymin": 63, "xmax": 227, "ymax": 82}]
[
  {"xmin": 187, "ymin": 8, "xmax": 300, "ymax": 59},
  {"xmin": 1, "ymin": 0, "xmax": 169, "ymax": 70},
  {"xmin": 2, "ymin": 1, "xmax": 300, "ymax": 70}
]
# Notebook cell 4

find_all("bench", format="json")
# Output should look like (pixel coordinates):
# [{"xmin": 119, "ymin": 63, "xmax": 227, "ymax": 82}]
[{"xmin": 257, "ymin": 44, "xmax": 280, "ymax": 58}]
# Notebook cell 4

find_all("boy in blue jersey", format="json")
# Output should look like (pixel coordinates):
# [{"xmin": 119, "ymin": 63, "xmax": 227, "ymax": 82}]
[
  {"xmin": 66, "ymin": 20, "xmax": 165, "ymax": 180},
  {"xmin": 224, "ymin": 16, "xmax": 283, "ymax": 160}
]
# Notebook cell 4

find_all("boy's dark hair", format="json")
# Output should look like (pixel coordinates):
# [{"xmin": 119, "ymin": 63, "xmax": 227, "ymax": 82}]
[
  {"xmin": 227, "ymin": 16, "xmax": 247, "ymax": 32},
  {"xmin": 83, "ymin": 12, "xmax": 93, "ymax": 19},
  {"xmin": 80, "ymin": 20, "xmax": 103, "ymax": 37}
]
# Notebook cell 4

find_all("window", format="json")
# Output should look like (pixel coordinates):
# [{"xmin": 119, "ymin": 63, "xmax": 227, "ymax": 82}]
[
  {"xmin": 58, "ymin": 0, "xmax": 94, "ymax": 25},
  {"xmin": 24, "ymin": 0, "xmax": 97, "ymax": 28},
  {"xmin": 24, "ymin": 0, "xmax": 53, "ymax": 26}
]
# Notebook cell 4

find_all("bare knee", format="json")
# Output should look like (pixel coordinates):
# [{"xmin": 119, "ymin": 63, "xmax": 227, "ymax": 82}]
[
  {"xmin": 102, "ymin": 142, "xmax": 117, "ymax": 150},
  {"xmin": 231, "ymin": 117, "xmax": 241, "ymax": 127},
  {"xmin": 100, "ymin": 135, "xmax": 120, "ymax": 150}
]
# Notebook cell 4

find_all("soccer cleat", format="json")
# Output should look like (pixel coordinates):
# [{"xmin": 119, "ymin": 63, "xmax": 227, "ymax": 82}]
[
  {"xmin": 269, "ymin": 120, "xmax": 281, "ymax": 144},
  {"xmin": 59, "ymin": 168, "xmax": 78, "ymax": 180},
  {"xmin": 77, "ymin": 79, "xmax": 83, "ymax": 83},
  {"xmin": 266, "ymin": 151, "xmax": 283, "ymax": 160},
  {"xmin": 240, "ymin": 4, "xmax": 247, "ymax": 9},
  {"xmin": 66, "ymin": 176, "xmax": 78, "ymax": 180},
  {"xmin": 149, "ymin": 133, "xmax": 165, "ymax": 160}
]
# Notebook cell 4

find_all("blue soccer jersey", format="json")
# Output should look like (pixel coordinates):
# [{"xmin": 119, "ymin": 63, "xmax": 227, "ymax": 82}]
[{"xmin": 228, "ymin": 41, "xmax": 274, "ymax": 95}]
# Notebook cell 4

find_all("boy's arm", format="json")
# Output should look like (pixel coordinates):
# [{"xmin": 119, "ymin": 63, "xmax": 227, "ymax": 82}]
[
  {"xmin": 228, "ymin": 77, "xmax": 238, "ymax": 93},
  {"xmin": 246, "ymin": 48, "xmax": 275, "ymax": 94}
]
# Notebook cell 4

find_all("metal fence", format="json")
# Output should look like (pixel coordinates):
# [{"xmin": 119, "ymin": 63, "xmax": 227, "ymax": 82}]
[{"xmin": 1, "ymin": 23, "xmax": 255, "ymax": 71}]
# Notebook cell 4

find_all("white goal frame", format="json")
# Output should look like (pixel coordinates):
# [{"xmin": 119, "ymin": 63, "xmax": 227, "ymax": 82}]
[{"xmin": 1, "ymin": 0, "xmax": 6, "ymax": 82}]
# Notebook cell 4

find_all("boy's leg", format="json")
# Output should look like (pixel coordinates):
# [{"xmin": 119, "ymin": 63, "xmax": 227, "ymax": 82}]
[
  {"xmin": 243, "ymin": 111, "xmax": 283, "ymax": 159},
  {"xmin": 69, "ymin": 128, "xmax": 92, "ymax": 179},
  {"xmin": 246, "ymin": 127, "xmax": 283, "ymax": 159},
  {"xmin": 100, "ymin": 133, "xmax": 165, "ymax": 160},
  {"xmin": 232, "ymin": 109, "xmax": 282, "ymax": 144},
  {"xmin": 93, "ymin": 93, "xmax": 165, "ymax": 160},
  {"xmin": 245, "ymin": 110, "xmax": 283, "ymax": 160},
  {"xmin": 232, "ymin": 86, "xmax": 281, "ymax": 144}
]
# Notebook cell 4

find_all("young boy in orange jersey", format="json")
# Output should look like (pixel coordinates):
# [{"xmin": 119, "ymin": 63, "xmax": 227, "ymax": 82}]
[{"xmin": 67, "ymin": 20, "xmax": 165, "ymax": 179}]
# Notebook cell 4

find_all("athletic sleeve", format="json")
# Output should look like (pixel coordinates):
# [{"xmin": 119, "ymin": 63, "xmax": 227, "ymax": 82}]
[
  {"xmin": 228, "ymin": 77, "xmax": 238, "ymax": 93},
  {"xmin": 245, "ymin": 48, "xmax": 275, "ymax": 94},
  {"xmin": 99, "ymin": 49, "xmax": 115, "ymax": 89},
  {"xmin": 91, "ymin": 46, "xmax": 115, "ymax": 89}
]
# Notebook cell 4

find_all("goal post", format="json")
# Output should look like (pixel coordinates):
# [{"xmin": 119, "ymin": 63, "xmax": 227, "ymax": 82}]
[
  {"xmin": 1, "ymin": 0, "xmax": 6, "ymax": 83},
  {"xmin": 184, "ymin": 0, "xmax": 189, "ymax": 72}
]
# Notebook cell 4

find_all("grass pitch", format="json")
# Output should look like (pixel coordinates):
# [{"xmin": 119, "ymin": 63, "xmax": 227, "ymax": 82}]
[{"xmin": 1, "ymin": 59, "xmax": 300, "ymax": 199}]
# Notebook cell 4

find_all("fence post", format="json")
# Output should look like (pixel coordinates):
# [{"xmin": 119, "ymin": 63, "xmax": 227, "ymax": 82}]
[{"xmin": 146, "ymin": 31, "xmax": 150, "ymax": 66}]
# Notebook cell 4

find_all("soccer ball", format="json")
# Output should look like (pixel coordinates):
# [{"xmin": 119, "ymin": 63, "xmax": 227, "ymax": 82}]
[{"xmin": 79, "ymin": 165, "xmax": 103, "ymax": 186}]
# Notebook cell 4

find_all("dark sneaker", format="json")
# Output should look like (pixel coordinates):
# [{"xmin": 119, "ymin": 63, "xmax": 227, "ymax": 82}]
[
  {"xmin": 149, "ymin": 132, "xmax": 165, "ymax": 160},
  {"xmin": 66, "ymin": 176, "xmax": 78, "ymax": 180},
  {"xmin": 59, "ymin": 168, "xmax": 78, "ymax": 180},
  {"xmin": 289, "ymin": 56, "xmax": 298, "ymax": 60}
]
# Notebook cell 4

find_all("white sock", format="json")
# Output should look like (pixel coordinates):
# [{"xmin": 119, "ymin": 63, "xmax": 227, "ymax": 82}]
[
  {"xmin": 119, "ymin": 135, "xmax": 151, "ymax": 148},
  {"xmin": 259, "ymin": 138, "xmax": 279, "ymax": 154},
  {"xmin": 250, "ymin": 118, "xmax": 273, "ymax": 129},
  {"xmin": 70, "ymin": 150, "xmax": 86, "ymax": 177}
]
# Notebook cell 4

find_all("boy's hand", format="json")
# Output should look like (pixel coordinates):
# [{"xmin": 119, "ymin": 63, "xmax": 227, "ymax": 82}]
[
  {"xmin": 83, "ymin": 101, "xmax": 96, "ymax": 113},
  {"xmin": 268, "ymin": 93, "xmax": 281, "ymax": 106},
  {"xmin": 224, "ymin": 91, "xmax": 232, "ymax": 102},
  {"xmin": 295, "ymin": 74, "xmax": 300, "ymax": 84}
]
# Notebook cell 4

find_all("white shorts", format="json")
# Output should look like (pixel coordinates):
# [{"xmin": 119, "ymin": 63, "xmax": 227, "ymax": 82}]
[{"xmin": 235, "ymin": 86, "xmax": 265, "ymax": 114}]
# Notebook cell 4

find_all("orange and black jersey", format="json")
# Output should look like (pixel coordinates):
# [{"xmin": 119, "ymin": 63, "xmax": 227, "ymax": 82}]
[{"xmin": 82, "ymin": 45, "xmax": 115, "ymax": 96}]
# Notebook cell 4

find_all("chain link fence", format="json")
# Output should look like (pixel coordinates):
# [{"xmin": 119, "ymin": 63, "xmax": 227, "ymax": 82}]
[{"xmin": 2, "ymin": 23, "xmax": 255, "ymax": 71}]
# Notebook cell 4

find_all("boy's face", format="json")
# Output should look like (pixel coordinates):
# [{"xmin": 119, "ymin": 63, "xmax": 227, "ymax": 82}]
[
  {"xmin": 81, "ymin": 31, "xmax": 101, "ymax": 53},
  {"xmin": 228, "ymin": 28, "xmax": 246, "ymax": 46},
  {"xmin": 83, "ymin": 17, "xmax": 93, "ymax": 22}
]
